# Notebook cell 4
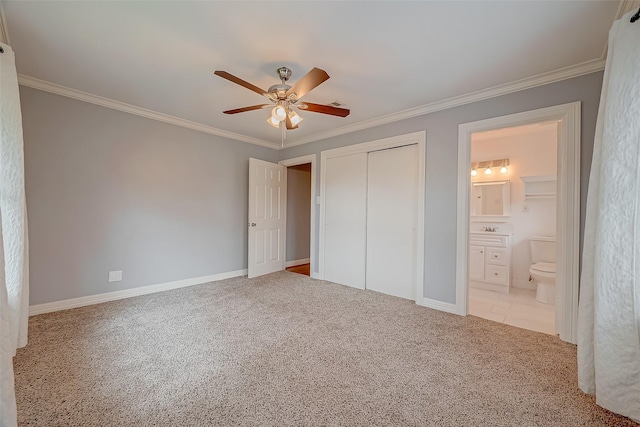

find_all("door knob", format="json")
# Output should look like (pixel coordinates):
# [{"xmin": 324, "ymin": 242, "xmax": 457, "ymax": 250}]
[{"xmin": 249, "ymin": 223, "xmax": 256, "ymax": 227}]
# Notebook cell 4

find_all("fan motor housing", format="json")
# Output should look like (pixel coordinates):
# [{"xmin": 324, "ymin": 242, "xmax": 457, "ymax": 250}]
[
  {"xmin": 268, "ymin": 83, "xmax": 293, "ymax": 101},
  {"xmin": 277, "ymin": 67, "xmax": 292, "ymax": 82}
]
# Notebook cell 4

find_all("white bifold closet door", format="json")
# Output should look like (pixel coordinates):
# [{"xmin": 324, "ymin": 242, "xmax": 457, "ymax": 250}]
[
  {"xmin": 323, "ymin": 144, "xmax": 418, "ymax": 299},
  {"xmin": 366, "ymin": 144, "xmax": 418, "ymax": 299},
  {"xmin": 324, "ymin": 152, "xmax": 368, "ymax": 289}
]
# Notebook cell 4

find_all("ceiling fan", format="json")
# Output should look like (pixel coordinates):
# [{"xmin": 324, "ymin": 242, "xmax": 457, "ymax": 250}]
[{"xmin": 214, "ymin": 66, "xmax": 350, "ymax": 131}]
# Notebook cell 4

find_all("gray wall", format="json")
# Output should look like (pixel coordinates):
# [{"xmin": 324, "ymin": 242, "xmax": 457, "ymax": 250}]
[
  {"xmin": 285, "ymin": 164, "xmax": 311, "ymax": 263},
  {"xmin": 21, "ymin": 87, "xmax": 278, "ymax": 305},
  {"xmin": 23, "ymin": 71, "xmax": 603, "ymax": 306},
  {"xmin": 279, "ymin": 71, "xmax": 603, "ymax": 304}
]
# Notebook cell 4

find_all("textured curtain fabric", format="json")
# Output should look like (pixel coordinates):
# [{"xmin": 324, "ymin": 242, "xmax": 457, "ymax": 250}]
[
  {"xmin": 577, "ymin": 10, "xmax": 640, "ymax": 423},
  {"xmin": 0, "ymin": 42, "xmax": 29, "ymax": 427}
]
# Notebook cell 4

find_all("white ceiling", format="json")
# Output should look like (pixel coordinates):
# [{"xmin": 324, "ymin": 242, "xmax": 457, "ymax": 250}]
[
  {"xmin": 0, "ymin": 1, "xmax": 629, "ymax": 148},
  {"xmin": 472, "ymin": 121, "xmax": 558, "ymax": 142}
]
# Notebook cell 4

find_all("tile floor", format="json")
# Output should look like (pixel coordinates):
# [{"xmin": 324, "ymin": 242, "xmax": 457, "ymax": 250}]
[{"xmin": 469, "ymin": 287, "xmax": 556, "ymax": 335}]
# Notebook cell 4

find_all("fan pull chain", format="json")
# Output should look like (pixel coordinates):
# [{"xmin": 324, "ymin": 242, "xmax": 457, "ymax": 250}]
[{"xmin": 281, "ymin": 121, "xmax": 285, "ymax": 147}]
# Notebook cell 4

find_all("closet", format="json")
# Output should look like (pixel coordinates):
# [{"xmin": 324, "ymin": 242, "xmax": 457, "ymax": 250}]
[{"xmin": 323, "ymin": 143, "xmax": 419, "ymax": 300}]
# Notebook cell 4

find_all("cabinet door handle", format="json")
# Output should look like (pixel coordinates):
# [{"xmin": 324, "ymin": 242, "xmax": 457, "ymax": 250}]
[
  {"xmin": 480, "ymin": 251, "xmax": 483, "ymax": 254},
  {"xmin": 494, "ymin": 272, "xmax": 499, "ymax": 276}
]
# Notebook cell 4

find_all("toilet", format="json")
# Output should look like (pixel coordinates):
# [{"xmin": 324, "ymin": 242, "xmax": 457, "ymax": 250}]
[{"xmin": 529, "ymin": 236, "xmax": 556, "ymax": 304}]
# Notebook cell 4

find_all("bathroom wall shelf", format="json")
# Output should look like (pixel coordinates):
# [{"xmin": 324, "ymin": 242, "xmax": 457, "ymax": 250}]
[{"xmin": 521, "ymin": 175, "xmax": 557, "ymax": 199}]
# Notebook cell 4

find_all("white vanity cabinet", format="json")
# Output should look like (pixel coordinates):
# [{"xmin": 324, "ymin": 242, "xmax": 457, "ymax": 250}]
[
  {"xmin": 469, "ymin": 232, "xmax": 511, "ymax": 293},
  {"xmin": 469, "ymin": 246, "xmax": 485, "ymax": 281}
]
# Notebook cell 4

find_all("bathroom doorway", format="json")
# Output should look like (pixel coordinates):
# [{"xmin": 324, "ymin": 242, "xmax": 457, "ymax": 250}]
[
  {"xmin": 456, "ymin": 102, "xmax": 581, "ymax": 344},
  {"xmin": 467, "ymin": 121, "xmax": 558, "ymax": 335}
]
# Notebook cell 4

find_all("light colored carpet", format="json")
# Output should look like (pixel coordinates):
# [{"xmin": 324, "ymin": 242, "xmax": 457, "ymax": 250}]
[{"xmin": 14, "ymin": 271, "xmax": 637, "ymax": 426}]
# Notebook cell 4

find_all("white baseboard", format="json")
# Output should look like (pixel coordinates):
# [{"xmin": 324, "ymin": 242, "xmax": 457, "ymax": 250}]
[
  {"xmin": 310, "ymin": 272, "xmax": 321, "ymax": 280},
  {"xmin": 285, "ymin": 258, "xmax": 310, "ymax": 268},
  {"xmin": 29, "ymin": 269, "xmax": 248, "ymax": 316},
  {"xmin": 418, "ymin": 297, "xmax": 464, "ymax": 316}
]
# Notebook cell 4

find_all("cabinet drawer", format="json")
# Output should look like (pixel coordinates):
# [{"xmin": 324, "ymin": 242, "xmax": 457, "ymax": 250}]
[
  {"xmin": 486, "ymin": 248, "xmax": 507, "ymax": 266},
  {"xmin": 469, "ymin": 233, "xmax": 508, "ymax": 248},
  {"xmin": 485, "ymin": 265, "xmax": 508, "ymax": 285}
]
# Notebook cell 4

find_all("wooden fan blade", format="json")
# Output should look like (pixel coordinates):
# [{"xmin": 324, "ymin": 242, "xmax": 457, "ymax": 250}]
[
  {"xmin": 285, "ymin": 67, "xmax": 330, "ymax": 100},
  {"xmin": 298, "ymin": 102, "xmax": 350, "ymax": 117},
  {"xmin": 285, "ymin": 114, "xmax": 298, "ymax": 130},
  {"xmin": 214, "ymin": 71, "xmax": 269, "ymax": 97},
  {"xmin": 223, "ymin": 104, "xmax": 270, "ymax": 114}
]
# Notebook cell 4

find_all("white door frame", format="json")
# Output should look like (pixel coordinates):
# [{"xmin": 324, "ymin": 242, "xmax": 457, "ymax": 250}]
[
  {"xmin": 319, "ymin": 131, "xmax": 426, "ymax": 304},
  {"xmin": 456, "ymin": 102, "xmax": 581, "ymax": 344},
  {"xmin": 279, "ymin": 154, "xmax": 318, "ymax": 278}
]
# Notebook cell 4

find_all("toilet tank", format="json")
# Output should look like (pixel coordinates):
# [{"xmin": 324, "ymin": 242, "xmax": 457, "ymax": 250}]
[{"xmin": 530, "ymin": 236, "xmax": 556, "ymax": 263}]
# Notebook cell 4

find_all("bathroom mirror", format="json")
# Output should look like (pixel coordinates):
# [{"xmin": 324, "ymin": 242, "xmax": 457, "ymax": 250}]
[{"xmin": 471, "ymin": 180, "xmax": 510, "ymax": 217}]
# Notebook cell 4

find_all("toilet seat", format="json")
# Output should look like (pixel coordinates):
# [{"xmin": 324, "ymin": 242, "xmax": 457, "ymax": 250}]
[{"xmin": 530, "ymin": 262, "xmax": 556, "ymax": 274}]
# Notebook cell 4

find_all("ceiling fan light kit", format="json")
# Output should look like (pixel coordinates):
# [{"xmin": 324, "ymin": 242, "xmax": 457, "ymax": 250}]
[
  {"xmin": 266, "ymin": 116, "xmax": 280, "ymax": 128},
  {"xmin": 214, "ymin": 66, "xmax": 350, "ymax": 140},
  {"xmin": 288, "ymin": 110, "xmax": 303, "ymax": 126},
  {"xmin": 271, "ymin": 105, "xmax": 287, "ymax": 122}
]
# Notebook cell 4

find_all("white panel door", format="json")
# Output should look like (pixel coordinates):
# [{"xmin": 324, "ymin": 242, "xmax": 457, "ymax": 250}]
[
  {"xmin": 366, "ymin": 144, "xmax": 419, "ymax": 300},
  {"xmin": 323, "ymin": 152, "xmax": 368, "ymax": 289},
  {"xmin": 248, "ymin": 158, "xmax": 286, "ymax": 279}
]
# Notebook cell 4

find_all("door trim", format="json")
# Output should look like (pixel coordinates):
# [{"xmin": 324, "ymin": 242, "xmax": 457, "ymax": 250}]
[
  {"xmin": 319, "ymin": 131, "xmax": 426, "ymax": 304},
  {"xmin": 456, "ymin": 102, "xmax": 581, "ymax": 343},
  {"xmin": 279, "ymin": 154, "xmax": 317, "ymax": 278}
]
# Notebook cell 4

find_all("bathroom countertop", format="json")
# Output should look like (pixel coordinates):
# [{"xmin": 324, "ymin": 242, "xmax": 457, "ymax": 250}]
[{"xmin": 470, "ymin": 231, "xmax": 513, "ymax": 237}]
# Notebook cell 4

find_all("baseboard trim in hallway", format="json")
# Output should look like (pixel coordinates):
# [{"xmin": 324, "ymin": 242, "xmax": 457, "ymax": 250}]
[{"xmin": 285, "ymin": 258, "xmax": 311, "ymax": 268}]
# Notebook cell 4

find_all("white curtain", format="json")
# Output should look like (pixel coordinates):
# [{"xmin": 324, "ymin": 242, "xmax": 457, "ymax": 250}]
[
  {"xmin": 578, "ymin": 10, "xmax": 640, "ymax": 423},
  {"xmin": 0, "ymin": 42, "xmax": 29, "ymax": 427}
]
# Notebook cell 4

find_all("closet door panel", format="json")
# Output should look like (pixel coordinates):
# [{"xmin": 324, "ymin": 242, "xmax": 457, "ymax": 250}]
[
  {"xmin": 324, "ymin": 152, "xmax": 368, "ymax": 289},
  {"xmin": 366, "ymin": 144, "xmax": 419, "ymax": 300}
]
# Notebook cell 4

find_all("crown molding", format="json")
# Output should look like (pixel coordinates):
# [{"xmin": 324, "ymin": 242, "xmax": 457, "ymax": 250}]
[
  {"xmin": 282, "ymin": 57, "xmax": 605, "ymax": 149},
  {"xmin": 17, "ymin": 74, "xmax": 279, "ymax": 150},
  {"xmin": 19, "ymin": 55, "xmax": 605, "ymax": 153}
]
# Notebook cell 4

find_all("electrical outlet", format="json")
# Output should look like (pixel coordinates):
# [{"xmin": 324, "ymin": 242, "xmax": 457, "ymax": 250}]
[
  {"xmin": 108, "ymin": 270, "xmax": 123, "ymax": 282},
  {"xmin": 522, "ymin": 204, "xmax": 529, "ymax": 213}
]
